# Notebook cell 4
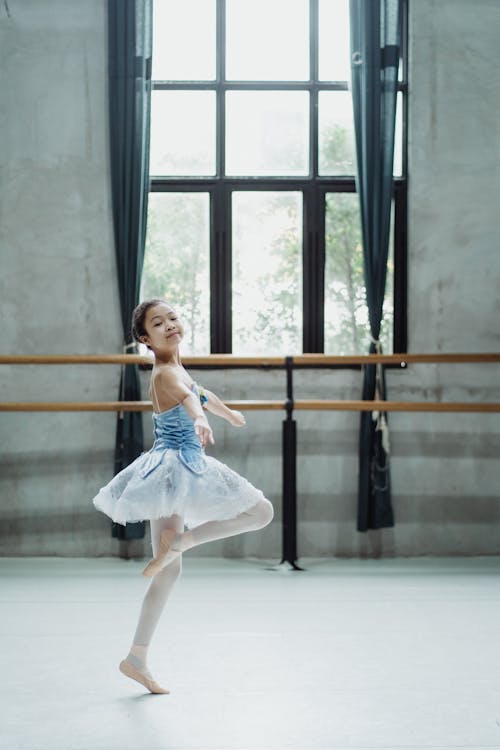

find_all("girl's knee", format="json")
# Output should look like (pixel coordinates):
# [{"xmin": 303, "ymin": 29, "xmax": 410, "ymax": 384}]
[{"xmin": 255, "ymin": 499, "xmax": 274, "ymax": 528}]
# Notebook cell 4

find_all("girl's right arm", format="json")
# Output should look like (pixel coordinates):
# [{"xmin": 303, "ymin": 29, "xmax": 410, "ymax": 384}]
[{"xmin": 156, "ymin": 369, "xmax": 215, "ymax": 448}]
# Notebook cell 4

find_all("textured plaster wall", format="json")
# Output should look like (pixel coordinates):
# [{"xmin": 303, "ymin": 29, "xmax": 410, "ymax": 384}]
[
  {"xmin": 0, "ymin": 0, "xmax": 499, "ymax": 559},
  {"xmin": 0, "ymin": 1, "xmax": 124, "ymax": 556}
]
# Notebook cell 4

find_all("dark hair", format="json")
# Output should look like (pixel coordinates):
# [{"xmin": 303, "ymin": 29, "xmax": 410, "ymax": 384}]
[{"xmin": 131, "ymin": 298, "xmax": 166, "ymax": 347}]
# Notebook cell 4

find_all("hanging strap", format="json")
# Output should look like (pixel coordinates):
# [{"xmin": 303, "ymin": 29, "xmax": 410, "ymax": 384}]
[{"xmin": 369, "ymin": 335, "xmax": 391, "ymax": 455}]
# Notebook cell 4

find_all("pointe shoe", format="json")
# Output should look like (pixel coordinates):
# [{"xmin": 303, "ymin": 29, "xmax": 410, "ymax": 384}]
[
  {"xmin": 119, "ymin": 659, "xmax": 170, "ymax": 694},
  {"xmin": 142, "ymin": 527, "xmax": 180, "ymax": 578}
]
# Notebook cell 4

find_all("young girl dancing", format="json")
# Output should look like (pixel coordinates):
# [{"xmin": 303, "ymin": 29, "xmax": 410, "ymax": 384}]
[{"xmin": 92, "ymin": 298, "xmax": 274, "ymax": 695}]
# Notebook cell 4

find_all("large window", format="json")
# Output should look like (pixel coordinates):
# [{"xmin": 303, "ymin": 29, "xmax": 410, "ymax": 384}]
[{"xmin": 142, "ymin": 0, "xmax": 408, "ymax": 357}]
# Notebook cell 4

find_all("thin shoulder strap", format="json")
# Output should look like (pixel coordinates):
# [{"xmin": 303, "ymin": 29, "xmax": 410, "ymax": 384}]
[
  {"xmin": 151, "ymin": 371, "xmax": 198, "ymax": 413},
  {"xmin": 150, "ymin": 374, "xmax": 161, "ymax": 413}
]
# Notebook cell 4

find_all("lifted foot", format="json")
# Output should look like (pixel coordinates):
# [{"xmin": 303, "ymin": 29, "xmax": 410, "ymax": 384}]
[{"xmin": 142, "ymin": 527, "xmax": 181, "ymax": 578}]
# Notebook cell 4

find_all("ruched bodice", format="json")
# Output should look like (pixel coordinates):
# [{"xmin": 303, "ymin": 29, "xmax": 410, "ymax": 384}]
[
  {"xmin": 139, "ymin": 383, "xmax": 207, "ymax": 477},
  {"xmin": 152, "ymin": 400, "xmax": 201, "ymax": 452}
]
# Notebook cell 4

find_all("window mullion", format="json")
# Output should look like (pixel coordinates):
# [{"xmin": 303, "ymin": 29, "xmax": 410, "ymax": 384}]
[
  {"xmin": 303, "ymin": 186, "xmax": 324, "ymax": 353},
  {"xmin": 310, "ymin": 0, "xmax": 319, "ymax": 179},
  {"xmin": 216, "ymin": 0, "xmax": 226, "ymax": 177},
  {"xmin": 210, "ymin": 184, "xmax": 232, "ymax": 352},
  {"xmin": 210, "ymin": 0, "xmax": 229, "ymax": 352},
  {"xmin": 393, "ymin": 182, "xmax": 407, "ymax": 353}
]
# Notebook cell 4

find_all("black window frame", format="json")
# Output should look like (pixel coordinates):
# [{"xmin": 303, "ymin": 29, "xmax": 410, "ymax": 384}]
[{"xmin": 149, "ymin": 0, "xmax": 408, "ymax": 362}]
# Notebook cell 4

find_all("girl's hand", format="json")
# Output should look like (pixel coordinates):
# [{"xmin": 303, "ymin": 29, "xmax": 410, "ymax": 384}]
[
  {"xmin": 194, "ymin": 416, "xmax": 215, "ymax": 448},
  {"xmin": 227, "ymin": 409, "xmax": 246, "ymax": 427}
]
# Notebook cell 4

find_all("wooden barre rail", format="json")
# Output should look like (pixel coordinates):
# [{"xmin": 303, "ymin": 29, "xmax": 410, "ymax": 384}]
[
  {"xmin": 2, "ymin": 353, "xmax": 499, "ymax": 413},
  {"xmin": 1, "ymin": 353, "xmax": 500, "ymax": 366},
  {"xmin": 1, "ymin": 400, "xmax": 500, "ymax": 413}
]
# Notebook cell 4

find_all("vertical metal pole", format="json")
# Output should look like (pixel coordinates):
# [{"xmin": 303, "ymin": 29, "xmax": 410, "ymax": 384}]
[{"xmin": 281, "ymin": 356, "xmax": 303, "ymax": 570}]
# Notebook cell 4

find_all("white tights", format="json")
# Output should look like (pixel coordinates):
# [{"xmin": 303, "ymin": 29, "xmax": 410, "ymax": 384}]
[{"xmin": 126, "ymin": 499, "xmax": 274, "ymax": 674}]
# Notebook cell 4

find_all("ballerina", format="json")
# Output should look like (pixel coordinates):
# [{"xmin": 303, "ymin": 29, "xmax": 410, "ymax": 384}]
[{"xmin": 92, "ymin": 298, "xmax": 274, "ymax": 693}]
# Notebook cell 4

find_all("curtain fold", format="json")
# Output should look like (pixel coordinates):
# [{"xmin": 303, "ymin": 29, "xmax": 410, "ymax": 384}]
[
  {"xmin": 108, "ymin": 0, "xmax": 152, "ymax": 540},
  {"xmin": 349, "ymin": 0, "xmax": 402, "ymax": 531}
]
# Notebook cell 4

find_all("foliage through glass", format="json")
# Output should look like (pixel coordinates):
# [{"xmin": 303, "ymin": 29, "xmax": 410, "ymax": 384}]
[{"xmin": 142, "ymin": 0, "xmax": 406, "ymax": 356}]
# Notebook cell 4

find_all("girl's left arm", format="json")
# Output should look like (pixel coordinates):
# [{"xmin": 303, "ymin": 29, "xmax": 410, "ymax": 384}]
[{"xmin": 202, "ymin": 388, "xmax": 246, "ymax": 427}]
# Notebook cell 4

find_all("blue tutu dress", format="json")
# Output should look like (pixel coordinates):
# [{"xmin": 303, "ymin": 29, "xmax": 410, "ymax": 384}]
[{"xmin": 92, "ymin": 382, "xmax": 266, "ymax": 529}]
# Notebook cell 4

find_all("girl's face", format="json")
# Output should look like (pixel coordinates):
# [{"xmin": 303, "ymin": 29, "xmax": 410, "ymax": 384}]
[{"xmin": 141, "ymin": 302, "xmax": 184, "ymax": 353}]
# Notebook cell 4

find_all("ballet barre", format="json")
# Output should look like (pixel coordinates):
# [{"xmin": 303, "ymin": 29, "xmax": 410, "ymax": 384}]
[
  {"xmin": 2, "ymin": 352, "xmax": 500, "ymax": 569},
  {"xmin": 1, "ymin": 400, "xmax": 500, "ymax": 412},
  {"xmin": 1, "ymin": 353, "xmax": 500, "ymax": 365}
]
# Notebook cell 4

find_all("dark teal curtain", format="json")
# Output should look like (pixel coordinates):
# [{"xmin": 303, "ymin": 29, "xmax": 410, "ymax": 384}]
[
  {"xmin": 349, "ymin": 0, "xmax": 402, "ymax": 531},
  {"xmin": 108, "ymin": 0, "xmax": 152, "ymax": 540}
]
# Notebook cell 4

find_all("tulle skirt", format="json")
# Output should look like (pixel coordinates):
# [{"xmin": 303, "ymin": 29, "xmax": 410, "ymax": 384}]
[{"xmin": 92, "ymin": 447, "xmax": 266, "ymax": 530}]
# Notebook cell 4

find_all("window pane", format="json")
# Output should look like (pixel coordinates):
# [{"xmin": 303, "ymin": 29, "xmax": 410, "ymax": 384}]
[
  {"xmin": 226, "ymin": 0, "xmax": 309, "ymax": 80},
  {"xmin": 152, "ymin": 0, "xmax": 215, "ymax": 81},
  {"xmin": 319, "ymin": 0, "xmax": 351, "ymax": 81},
  {"xmin": 232, "ymin": 192, "xmax": 302, "ymax": 354},
  {"xmin": 150, "ymin": 91, "xmax": 216, "ymax": 176},
  {"xmin": 324, "ymin": 193, "xmax": 393, "ymax": 354},
  {"xmin": 393, "ymin": 91, "xmax": 403, "ymax": 177},
  {"xmin": 226, "ymin": 91, "xmax": 309, "ymax": 176},
  {"xmin": 318, "ymin": 91, "xmax": 356, "ymax": 175},
  {"xmin": 141, "ymin": 193, "xmax": 210, "ymax": 355}
]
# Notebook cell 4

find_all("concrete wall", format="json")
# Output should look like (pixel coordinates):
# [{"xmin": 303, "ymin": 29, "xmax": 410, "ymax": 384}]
[
  {"xmin": 0, "ymin": 0, "xmax": 124, "ymax": 555},
  {"xmin": 1, "ymin": 0, "xmax": 499, "ymax": 559}
]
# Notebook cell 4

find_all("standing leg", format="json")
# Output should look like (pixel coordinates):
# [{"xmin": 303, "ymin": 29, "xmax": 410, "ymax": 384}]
[{"xmin": 119, "ymin": 513, "xmax": 184, "ymax": 694}]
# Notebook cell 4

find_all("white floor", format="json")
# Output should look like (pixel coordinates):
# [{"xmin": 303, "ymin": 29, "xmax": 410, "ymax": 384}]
[{"xmin": 1, "ymin": 555, "xmax": 500, "ymax": 750}]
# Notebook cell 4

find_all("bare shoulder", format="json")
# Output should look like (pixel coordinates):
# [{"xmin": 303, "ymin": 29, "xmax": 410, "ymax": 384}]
[
  {"xmin": 154, "ymin": 365, "xmax": 181, "ymax": 388},
  {"xmin": 151, "ymin": 365, "xmax": 192, "ymax": 409}
]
